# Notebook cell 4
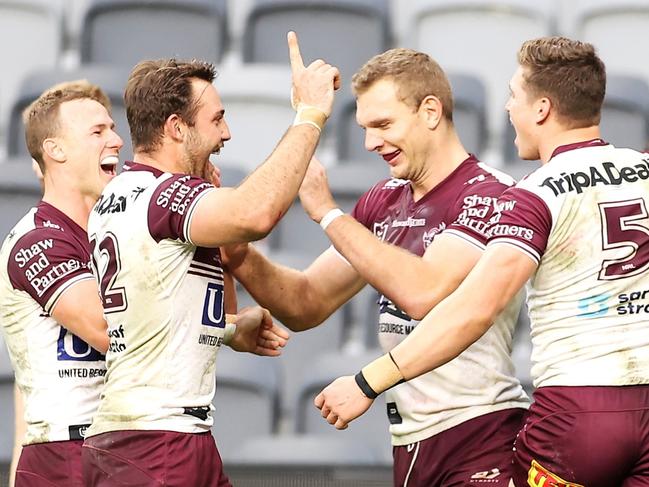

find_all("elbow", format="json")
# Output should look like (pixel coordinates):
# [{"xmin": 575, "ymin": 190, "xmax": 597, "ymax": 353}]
[
  {"xmin": 280, "ymin": 309, "xmax": 327, "ymax": 332},
  {"xmin": 243, "ymin": 210, "xmax": 281, "ymax": 241}
]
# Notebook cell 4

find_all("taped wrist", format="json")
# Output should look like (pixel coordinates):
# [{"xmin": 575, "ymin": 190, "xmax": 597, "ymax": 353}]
[
  {"xmin": 355, "ymin": 352, "xmax": 405, "ymax": 398},
  {"xmin": 320, "ymin": 208, "xmax": 344, "ymax": 230},
  {"xmin": 293, "ymin": 105, "xmax": 327, "ymax": 132},
  {"xmin": 223, "ymin": 314, "xmax": 237, "ymax": 345}
]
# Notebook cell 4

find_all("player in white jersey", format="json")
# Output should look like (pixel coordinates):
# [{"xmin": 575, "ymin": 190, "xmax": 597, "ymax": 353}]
[
  {"xmin": 81, "ymin": 33, "xmax": 339, "ymax": 486},
  {"xmin": 317, "ymin": 37, "xmax": 649, "ymax": 487},
  {"xmin": 0, "ymin": 81, "xmax": 122, "ymax": 486},
  {"xmin": 223, "ymin": 48, "xmax": 528, "ymax": 487}
]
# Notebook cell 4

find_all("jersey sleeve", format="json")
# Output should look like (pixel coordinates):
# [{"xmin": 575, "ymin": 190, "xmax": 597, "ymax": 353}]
[
  {"xmin": 351, "ymin": 179, "xmax": 391, "ymax": 231},
  {"xmin": 7, "ymin": 228, "xmax": 94, "ymax": 313},
  {"xmin": 148, "ymin": 174, "xmax": 216, "ymax": 244},
  {"xmin": 486, "ymin": 186, "xmax": 553, "ymax": 264},
  {"xmin": 443, "ymin": 180, "xmax": 510, "ymax": 250}
]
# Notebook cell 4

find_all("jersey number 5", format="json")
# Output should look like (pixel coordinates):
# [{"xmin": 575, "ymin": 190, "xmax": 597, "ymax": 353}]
[
  {"xmin": 599, "ymin": 198, "xmax": 649, "ymax": 280},
  {"xmin": 89, "ymin": 233, "xmax": 128, "ymax": 313}
]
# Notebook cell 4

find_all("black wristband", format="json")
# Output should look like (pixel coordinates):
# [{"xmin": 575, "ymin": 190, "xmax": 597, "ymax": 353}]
[{"xmin": 354, "ymin": 371, "xmax": 379, "ymax": 399}]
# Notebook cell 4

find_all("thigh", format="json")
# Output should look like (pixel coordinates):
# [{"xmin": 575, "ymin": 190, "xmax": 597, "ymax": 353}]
[{"xmin": 16, "ymin": 441, "xmax": 84, "ymax": 487}]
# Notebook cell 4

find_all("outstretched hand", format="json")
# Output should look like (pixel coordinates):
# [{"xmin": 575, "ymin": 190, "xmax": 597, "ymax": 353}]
[
  {"xmin": 314, "ymin": 375, "xmax": 374, "ymax": 430},
  {"xmin": 299, "ymin": 157, "xmax": 337, "ymax": 223},
  {"xmin": 228, "ymin": 306, "xmax": 289, "ymax": 357},
  {"xmin": 287, "ymin": 30, "xmax": 340, "ymax": 117}
]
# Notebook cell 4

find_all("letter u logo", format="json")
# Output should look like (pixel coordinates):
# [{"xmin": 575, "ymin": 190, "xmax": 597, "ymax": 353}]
[{"xmin": 202, "ymin": 283, "xmax": 224, "ymax": 328}]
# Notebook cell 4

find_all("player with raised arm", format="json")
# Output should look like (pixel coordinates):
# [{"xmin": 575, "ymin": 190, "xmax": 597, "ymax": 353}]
[
  {"xmin": 0, "ymin": 81, "xmax": 120, "ymax": 486},
  {"xmin": 81, "ymin": 32, "xmax": 338, "ymax": 486},
  {"xmin": 223, "ymin": 48, "xmax": 528, "ymax": 487},
  {"xmin": 316, "ymin": 36, "xmax": 649, "ymax": 487}
]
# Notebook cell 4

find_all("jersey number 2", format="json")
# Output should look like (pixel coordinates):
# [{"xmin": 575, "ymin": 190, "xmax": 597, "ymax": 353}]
[
  {"xmin": 89, "ymin": 233, "xmax": 128, "ymax": 313},
  {"xmin": 599, "ymin": 198, "xmax": 649, "ymax": 280}
]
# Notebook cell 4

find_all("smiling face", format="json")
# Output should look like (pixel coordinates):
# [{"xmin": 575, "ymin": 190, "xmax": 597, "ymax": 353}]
[
  {"xmin": 181, "ymin": 79, "xmax": 231, "ymax": 180},
  {"xmin": 55, "ymin": 98, "xmax": 123, "ymax": 199},
  {"xmin": 356, "ymin": 78, "xmax": 433, "ymax": 182},
  {"xmin": 505, "ymin": 66, "xmax": 541, "ymax": 161}
]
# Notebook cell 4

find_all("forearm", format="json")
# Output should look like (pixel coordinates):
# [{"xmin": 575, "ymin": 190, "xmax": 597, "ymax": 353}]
[
  {"xmin": 230, "ymin": 246, "xmax": 327, "ymax": 330},
  {"xmin": 325, "ymin": 216, "xmax": 445, "ymax": 318},
  {"xmin": 236, "ymin": 125, "xmax": 321, "ymax": 233}
]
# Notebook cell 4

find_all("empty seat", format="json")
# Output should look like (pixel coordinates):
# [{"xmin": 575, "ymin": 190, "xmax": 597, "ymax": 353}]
[
  {"xmin": 0, "ymin": 1, "xmax": 64, "ymax": 142},
  {"xmin": 0, "ymin": 158, "xmax": 43, "ymax": 239},
  {"xmin": 600, "ymin": 74, "xmax": 649, "ymax": 152},
  {"xmin": 212, "ymin": 347, "xmax": 281, "ymax": 462},
  {"xmin": 294, "ymin": 349, "xmax": 392, "ymax": 464},
  {"xmin": 80, "ymin": 0, "xmax": 227, "ymax": 66},
  {"xmin": 215, "ymin": 65, "xmax": 295, "ymax": 172},
  {"xmin": 402, "ymin": 0, "xmax": 555, "ymax": 145},
  {"xmin": 7, "ymin": 64, "xmax": 133, "ymax": 161}
]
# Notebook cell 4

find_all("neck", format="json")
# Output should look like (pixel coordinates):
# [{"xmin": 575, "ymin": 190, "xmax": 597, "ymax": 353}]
[
  {"xmin": 133, "ymin": 146, "xmax": 184, "ymax": 174},
  {"xmin": 411, "ymin": 128, "xmax": 470, "ymax": 201},
  {"xmin": 41, "ymin": 186, "xmax": 96, "ymax": 231},
  {"xmin": 538, "ymin": 125, "xmax": 601, "ymax": 164}
]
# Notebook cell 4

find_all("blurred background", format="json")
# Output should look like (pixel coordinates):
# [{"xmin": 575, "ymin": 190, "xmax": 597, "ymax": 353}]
[{"xmin": 1, "ymin": 0, "xmax": 647, "ymax": 485}]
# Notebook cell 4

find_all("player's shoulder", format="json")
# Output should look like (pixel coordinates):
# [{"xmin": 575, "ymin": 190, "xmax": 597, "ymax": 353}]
[{"xmin": 454, "ymin": 159, "xmax": 516, "ymax": 200}]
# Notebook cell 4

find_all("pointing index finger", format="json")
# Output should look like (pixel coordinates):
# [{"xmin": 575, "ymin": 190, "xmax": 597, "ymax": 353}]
[{"xmin": 287, "ymin": 31, "xmax": 305, "ymax": 75}]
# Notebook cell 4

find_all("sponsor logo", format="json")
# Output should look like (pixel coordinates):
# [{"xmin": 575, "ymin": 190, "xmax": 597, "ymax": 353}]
[
  {"xmin": 466, "ymin": 174, "xmax": 487, "ymax": 185},
  {"xmin": 107, "ymin": 324, "xmax": 127, "ymax": 353},
  {"xmin": 577, "ymin": 293, "xmax": 610, "ymax": 317},
  {"xmin": 392, "ymin": 217, "xmax": 426, "ymax": 228},
  {"xmin": 201, "ymin": 282, "xmax": 224, "ymax": 328},
  {"xmin": 540, "ymin": 159, "xmax": 649, "ymax": 196},
  {"xmin": 373, "ymin": 222, "xmax": 389, "ymax": 241},
  {"xmin": 486, "ymin": 223, "xmax": 534, "ymax": 241},
  {"xmin": 14, "ymin": 239, "xmax": 53, "ymax": 268},
  {"xmin": 470, "ymin": 468, "xmax": 501, "ymax": 481},
  {"xmin": 422, "ymin": 222, "xmax": 446, "ymax": 248},
  {"xmin": 43, "ymin": 220, "xmax": 61, "ymax": 230},
  {"xmin": 29, "ymin": 258, "xmax": 84, "ymax": 297},
  {"xmin": 617, "ymin": 289, "xmax": 649, "ymax": 315},
  {"xmin": 57, "ymin": 328, "xmax": 104, "ymax": 362},
  {"xmin": 68, "ymin": 424, "xmax": 91, "ymax": 441},
  {"xmin": 156, "ymin": 176, "xmax": 211, "ymax": 215},
  {"xmin": 528, "ymin": 460, "xmax": 584, "ymax": 487},
  {"xmin": 94, "ymin": 193, "xmax": 128, "ymax": 215},
  {"xmin": 382, "ymin": 178, "xmax": 409, "ymax": 189}
]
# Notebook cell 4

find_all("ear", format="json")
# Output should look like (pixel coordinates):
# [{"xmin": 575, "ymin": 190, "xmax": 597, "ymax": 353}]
[
  {"xmin": 535, "ymin": 97, "xmax": 551, "ymax": 124},
  {"xmin": 164, "ymin": 113, "xmax": 185, "ymax": 142},
  {"xmin": 419, "ymin": 95, "xmax": 443, "ymax": 130},
  {"xmin": 42, "ymin": 138, "xmax": 66, "ymax": 163}
]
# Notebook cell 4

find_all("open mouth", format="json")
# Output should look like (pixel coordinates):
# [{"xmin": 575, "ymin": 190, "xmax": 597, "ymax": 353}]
[
  {"xmin": 100, "ymin": 155, "xmax": 119, "ymax": 176},
  {"xmin": 382, "ymin": 150, "xmax": 401, "ymax": 164}
]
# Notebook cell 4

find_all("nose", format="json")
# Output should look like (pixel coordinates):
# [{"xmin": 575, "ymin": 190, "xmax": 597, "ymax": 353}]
[
  {"xmin": 364, "ymin": 130, "xmax": 383, "ymax": 153},
  {"xmin": 221, "ymin": 118, "xmax": 232, "ymax": 142},
  {"xmin": 110, "ymin": 129, "xmax": 124, "ymax": 150}
]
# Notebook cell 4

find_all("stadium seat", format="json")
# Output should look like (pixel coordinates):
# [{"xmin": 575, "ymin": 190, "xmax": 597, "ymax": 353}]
[
  {"xmin": 80, "ymin": 0, "xmax": 228, "ymax": 66},
  {"xmin": 0, "ymin": 0, "xmax": 64, "ymax": 147},
  {"xmin": 229, "ymin": 433, "xmax": 382, "ymax": 466},
  {"xmin": 215, "ymin": 65, "xmax": 294, "ymax": 172},
  {"xmin": 293, "ymin": 349, "xmax": 392, "ymax": 464},
  {"xmin": 0, "ymin": 158, "xmax": 42, "ymax": 240},
  {"xmin": 0, "ymin": 333, "xmax": 16, "ymax": 463},
  {"xmin": 335, "ymin": 73, "xmax": 488, "ymax": 161},
  {"xmin": 401, "ymin": 0, "xmax": 555, "ymax": 146},
  {"xmin": 565, "ymin": 0, "xmax": 649, "ymax": 86},
  {"xmin": 7, "ymin": 65, "xmax": 133, "ymax": 161},
  {"xmin": 211, "ymin": 348, "xmax": 281, "ymax": 462}
]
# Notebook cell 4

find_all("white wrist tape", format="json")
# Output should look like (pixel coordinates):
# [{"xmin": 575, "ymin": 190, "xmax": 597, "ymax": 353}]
[
  {"xmin": 223, "ymin": 322, "xmax": 237, "ymax": 345},
  {"xmin": 320, "ymin": 208, "xmax": 344, "ymax": 230},
  {"xmin": 293, "ymin": 105, "xmax": 327, "ymax": 132}
]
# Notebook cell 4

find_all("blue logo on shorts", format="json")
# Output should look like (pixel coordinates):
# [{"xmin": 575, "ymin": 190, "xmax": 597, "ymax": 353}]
[
  {"xmin": 202, "ymin": 282, "xmax": 224, "ymax": 328},
  {"xmin": 57, "ymin": 328, "xmax": 104, "ymax": 362}
]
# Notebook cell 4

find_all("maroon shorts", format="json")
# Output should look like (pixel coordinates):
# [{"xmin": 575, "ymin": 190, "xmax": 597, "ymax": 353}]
[
  {"xmin": 393, "ymin": 408, "xmax": 525, "ymax": 487},
  {"xmin": 513, "ymin": 385, "xmax": 649, "ymax": 487},
  {"xmin": 15, "ymin": 440, "xmax": 84, "ymax": 487},
  {"xmin": 81, "ymin": 430, "xmax": 232, "ymax": 487}
]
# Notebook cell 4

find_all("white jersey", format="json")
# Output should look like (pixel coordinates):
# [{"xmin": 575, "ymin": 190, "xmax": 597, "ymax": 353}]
[
  {"xmin": 0, "ymin": 202, "xmax": 105, "ymax": 445},
  {"xmin": 488, "ymin": 140, "xmax": 649, "ymax": 388},
  {"xmin": 352, "ymin": 156, "xmax": 529, "ymax": 445},
  {"xmin": 86, "ymin": 162, "xmax": 227, "ymax": 437}
]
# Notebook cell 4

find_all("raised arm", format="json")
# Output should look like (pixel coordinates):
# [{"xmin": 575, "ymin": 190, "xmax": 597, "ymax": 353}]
[
  {"xmin": 223, "ymin": 244, "xmax": 365, "ymax": 331},
  {"xmin": 189, "ymin": 32, "xmax": 340, "ymax": 247}
]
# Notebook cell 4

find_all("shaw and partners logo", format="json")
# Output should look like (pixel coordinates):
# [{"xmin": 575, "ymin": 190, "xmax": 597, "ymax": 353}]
[{"xmin": 540, "ymin": 159, "xmax": 649, "ymax": 196}]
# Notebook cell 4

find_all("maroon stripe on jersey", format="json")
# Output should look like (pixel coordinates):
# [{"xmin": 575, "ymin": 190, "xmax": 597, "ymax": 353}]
[
  {"xmin": 550, "ymin": 138, "xmax": 608, "ymax": 161},
  {"xmin": 190, "ymin": 262, "xmax": 224, "ymax": 274},
  {"xmin": 487, "ymin": 187, "xmax": 552, "ymax": 260},
  {"xmin": 122, "ymin": 161, "xmax": 164, "ymax": 177},
  {"xmin": 188, "ymin": 270, "xmax": 224, "ymax": 280},
  {"xmin": 148, "ymin": 175, "xmax": 214, "ymax": 243}
]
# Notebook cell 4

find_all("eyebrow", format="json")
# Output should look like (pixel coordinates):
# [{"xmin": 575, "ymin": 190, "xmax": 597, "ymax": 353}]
[{"xmin": 213, "ymin": 109, "xmax": 225, "ymax": 121}]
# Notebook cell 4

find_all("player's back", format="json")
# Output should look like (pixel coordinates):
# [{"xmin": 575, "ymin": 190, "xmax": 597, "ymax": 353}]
[
  {"xmin": 493, "ymin": 141, "xmax": 649, "ymax": 388},
  {"xmin": 86, "ymin": 162, "xmax": 227, "ymax": 437}
]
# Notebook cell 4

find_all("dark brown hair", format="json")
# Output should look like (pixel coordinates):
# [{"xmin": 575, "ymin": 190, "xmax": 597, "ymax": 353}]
[
  {"xmin": 23, "ymin": 80, "xmax": 112, "ymax": 171},
  {"xmin": 352, "ymin": 48, "xmax": 453, "ymax": 121},
  {"xmin": 124, "ymin": 59, "xmax": 216, "ymax": 153},
  {"xmin": 518, "ymin": 36, "xmax": 606, "ymax": 127}
]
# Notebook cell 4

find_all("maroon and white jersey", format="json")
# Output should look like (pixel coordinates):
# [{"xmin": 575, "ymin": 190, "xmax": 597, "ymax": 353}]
[
  {"xmin": 0, "ymin": 202, "xmax": 105, "ymax": 445},
  {"xmin": 85, "ymin": 162, "xmax": 225, "ymax": 437},
  {"xmin": 488, "ymin": 140, "xmax": 649, "ymax": 388},
  {"xmin": 352, "ymin": 156, "xmax": 529, "ymax": 446}
]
